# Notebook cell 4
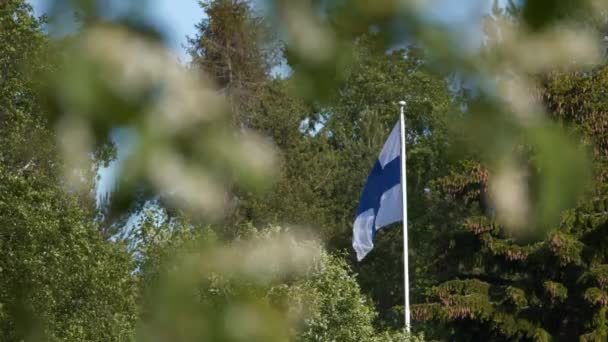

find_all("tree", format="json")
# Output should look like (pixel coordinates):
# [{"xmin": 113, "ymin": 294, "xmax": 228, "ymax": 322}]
[
  {"xmin": 0, "ymin": 0, "xmax": 48, "ymax": 119},
  {"xmin": 405, "ymin": 5, "xmax": 608, "ymax": 340},
  {"xmin": 188, "ymin": 0, "xmax": 278, "ymax": 125},
  {"xmin": 137, "ymin": 221, "xmax": 417, "ymax": 341},
  {"xmin": 410, "ymin": 43, "xmax": 608, "ymax": 342},
  {"xmin": 0, "ymin": 2, "xmax": 138, "ymax": 340},
  {"xmin": 0, "ymin": 166, "xmax": 138, "ymax": 341},
  {"xmin": 0, "ymin": 0, "xmax": 57, "ymax": 178},
  {"xmin": 223, "ymin": 32, "xmax": 457, "ymax": 329},
  {"xmin": 225, "ymin": 78, "xmax": 325, "ymax": 232}
]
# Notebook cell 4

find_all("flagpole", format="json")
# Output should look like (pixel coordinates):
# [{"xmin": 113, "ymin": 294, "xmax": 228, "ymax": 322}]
[{"xmin": 399, "ymin": 100, "xmax": 410, "ymax": 334}]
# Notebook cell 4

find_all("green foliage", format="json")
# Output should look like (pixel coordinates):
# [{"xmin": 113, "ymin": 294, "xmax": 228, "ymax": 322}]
[
  {"xmin": 4, "ymin": 0, "xmax": 608, "ymax": 340},
  {"xmin": 0, "ymin": 165, "xmax": 138, "ymax": 340},
  {"xmin": 0, "ymin": 0, "xmax": 62, "ymax": 184},
  {"xmin": 188, "ymin": 0, "xmax": 278, "ymax": 93},
  {"xmin": 415, "ymin": 61, "xmax": 608, "ymax": 340},
  {"xmin": 224, "ymin": 33, "xmax": 456, "ymax": 330},
  {"xmin": 543, "ymin": 281, "xmax": 567, "ymax": 303},
  {"xmin": 138, "ymin": 223, "xmax": 411, "ymax": 341},
  {"xmin": 284, "ymin": 252, "xmax": 377, "ymax": 341},
  {"xmin": 505, "ymin": 286, "xmax": 528, "ymax": 309},
  {"xmin": 0, "ymin": 2, "xmax": 138, "ymax": 340},
  {"xmin": 0, "ymin": 0, "xmax": 49, "ymax": 116},
  {"xmin": 263, "ymin": 0, "xmax": 601, "ymax": 241}
]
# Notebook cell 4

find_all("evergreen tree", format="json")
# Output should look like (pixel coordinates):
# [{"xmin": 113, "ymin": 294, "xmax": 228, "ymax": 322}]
[
  {"xmin": 408, "ymin": 5, "xmax": 608, "ymax": 340},
  {"xmin": 410, "ymin": 39, "xmax": 608, "ymax": 342},
  {"xmin": 188, "ymin": 0, "xmax": 278, "ymax": 125},
  {"xmin": 226, "ymin": 78, "xmax": 322, "ymax": 231}
]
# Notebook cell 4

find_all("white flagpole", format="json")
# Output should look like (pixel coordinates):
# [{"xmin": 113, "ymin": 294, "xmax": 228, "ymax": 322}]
[{"xmin": 399, "ymin": 100, "xmax": 411, "ymax": 334}]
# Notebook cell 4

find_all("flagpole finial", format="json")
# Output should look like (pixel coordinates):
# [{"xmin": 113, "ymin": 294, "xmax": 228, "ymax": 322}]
[{"xmin": 398, "ymin": 100, "xmax": 406, "ymax": 107}]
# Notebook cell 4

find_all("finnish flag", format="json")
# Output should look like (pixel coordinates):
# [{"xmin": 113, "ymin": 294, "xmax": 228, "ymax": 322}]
[{"xmin": 353, "ymin": 122, "xmax": 403, "ymax": 261}]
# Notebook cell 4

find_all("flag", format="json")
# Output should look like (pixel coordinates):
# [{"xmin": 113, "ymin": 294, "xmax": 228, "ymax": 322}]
[{"xmin": 353, "ymin": 122, "xmax": 402, "ymax": 261}]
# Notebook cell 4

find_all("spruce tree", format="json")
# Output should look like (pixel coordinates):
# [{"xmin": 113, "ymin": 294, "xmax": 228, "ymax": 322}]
[
  {"xmin": 188, "ymin": 0, "xmax": 278, "ymax": 126},
  {"xmin": 411, "ymin": 40, "xmax": 608, "ymax": 342},
  {"xmin": 408, "ymin": 4, "xmax": 608, "ymax": 340}
]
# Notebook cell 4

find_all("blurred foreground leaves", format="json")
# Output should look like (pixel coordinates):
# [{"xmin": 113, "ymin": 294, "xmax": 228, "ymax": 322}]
[
  {"xmin": 42, "ymin": 0, "xmax": 607, "ymax": 241},
  {"xmin": 44, "ymin": 23, "xmax": 277, "ymax": 222},
  {"xmin": 3, "ymin": 0, "xmax": 608, "ymax": 340},
  {"xmin": 262, "ymin": 0, "xmax": 606, "ymax": 238},
  {"xmin": 138, "ymin": 223, "xmax": 414, "ymax": 341}
]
